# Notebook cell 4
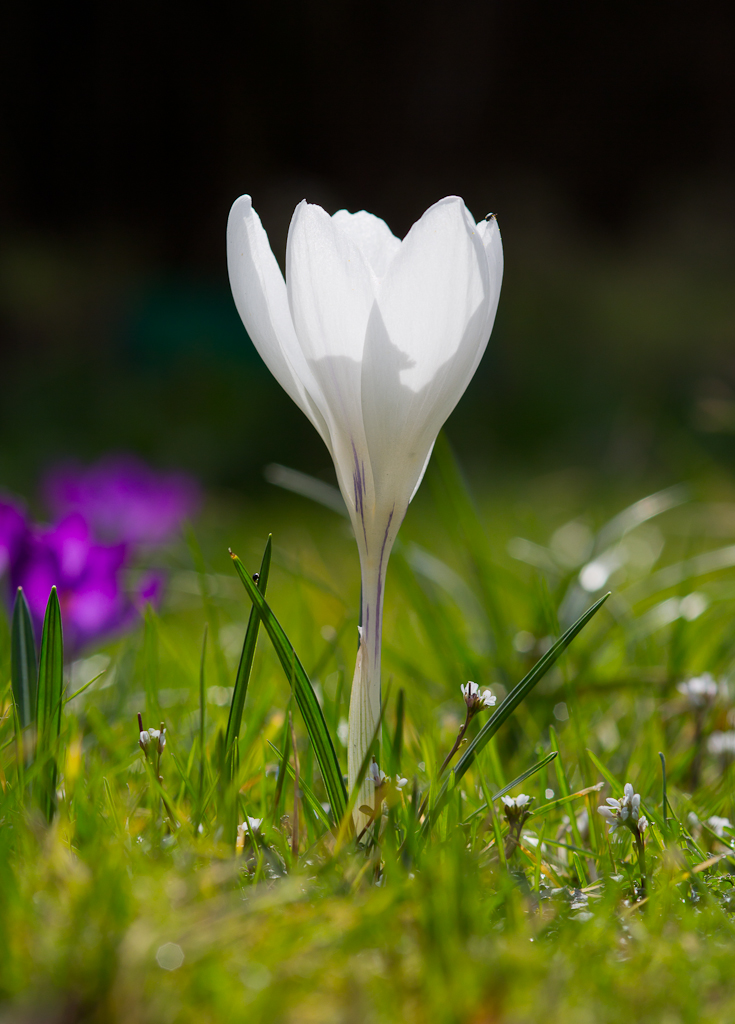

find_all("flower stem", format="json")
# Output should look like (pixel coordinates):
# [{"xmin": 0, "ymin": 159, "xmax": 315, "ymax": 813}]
[
  {"xmin": 415, "ymin": 708, "xmax": 473, "ymax": 822},
  {"xmin": 348, "ymin": 556, "xmax": 387, "ymax": 830},
  {"xmin": 635, "ymin": 832, "xmax": 648, "ymax": 897},
  {"xmin": 439, "ymin": 708, "xmax": 473, "ymax": 775}
]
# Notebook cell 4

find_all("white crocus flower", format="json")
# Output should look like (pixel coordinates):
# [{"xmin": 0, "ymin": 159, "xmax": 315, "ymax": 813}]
[{"xmin": 227, "ymin": 194, "xmax": 503, "ymax": 824}]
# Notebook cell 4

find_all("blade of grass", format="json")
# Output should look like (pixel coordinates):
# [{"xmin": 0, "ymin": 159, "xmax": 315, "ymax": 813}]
[
  {"xmin": 36, "ymin": 587, "xmax": 64, "ymax": 821},
  {"xmin": 392, "ymin": 688, "xmax": 405, "ymax": 776},
  {"xmin": 463, "ymin": 751, "xmax": 559, "ymax": 823},
  {"xmin": 225, "ymin": 537, "xmax": 271, "ymax": 759},
  {"xmin": 63, "ymin": 669, "xmax": 108, "ymax": 706},
  {"xmin": 11, "ymin": 588, "xmax": 37, "ymax": 730},
  {"xmin": 549, "ymin": 725, "xmax": 588, "ymax": 884},
  {"xmin": 230, "ymin": 549, "xmax": 347, "ymax": 822},
  {"xmin": 423, "ymin": 593, "xmax": 610, "ymax": 834},
  {"xmin": 198, "ymin": 623, "xmax": 208, "ymax": 815}
]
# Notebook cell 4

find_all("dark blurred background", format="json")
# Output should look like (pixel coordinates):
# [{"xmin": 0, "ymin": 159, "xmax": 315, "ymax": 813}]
[{"xmin": 1, "ymin": 0, "xmax": 734, "ymax": 498}]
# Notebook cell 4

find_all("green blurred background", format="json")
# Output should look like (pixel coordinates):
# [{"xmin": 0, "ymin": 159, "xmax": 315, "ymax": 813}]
[{"xmin": 1, "ymin": 1, "xmax": 734, "ymax": 501}]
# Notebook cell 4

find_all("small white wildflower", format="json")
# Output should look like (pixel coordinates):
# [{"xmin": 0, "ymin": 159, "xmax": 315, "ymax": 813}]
[
  {"xmin": 368, "ymin": 759, "xmax": 388, "ymax": 789},
  {"xmin": 502, "ymin": 793, "xmax": 531, "ymax": 810},
  {"xmin": 236, "ymin": 817, "xmax": 263, "ymax": 852},
  {"xmin": 708, "ymin": 731, "xmax": 735, "ymax": 757},
  {"xmin": 707, "ymin": 815, "xmax": 732, "ymax": 837},
  {"xmin": 395, "ymin": 776, "xmax": 408, "ymax": 790},
  {"xmin": 502, "ymin": 793, "xmax": 532, "ymax": 826},
  {"xmin": 677, "ymin": 673, "xmax": 718, "ymax": 707},
  {"xmin": 139, "ymin": 729, "xmax": 151, "ymax": 754},
  {"xmin": 597, "ymin": 782, "xmax": 646, "ymax": 837},
  {"xmin": 461, "ymin": 681, "xmax": 497, "ymax": 713},
  {"xmin": 148, "ymin": 727, "xmax": 166, "ymax": 754}
]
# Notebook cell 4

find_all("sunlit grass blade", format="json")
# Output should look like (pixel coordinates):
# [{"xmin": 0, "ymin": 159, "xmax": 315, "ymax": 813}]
[
  {"xmin": 230, "ymin": 550, "xmax": 347, "ymax": 823},
  {"xmin": 225, "ymin": 536, "xmax": 271, "ymax": 757},
  {"xmin": 11, "ymin": 587, "xmax": 37, "ymax": 730},
  {"xmin": 392, "ymin": 688, "xmax": 405, "ymax": 775},
  {"xmin": 463, "ymin": 751, "xmax": 558, "ymax": 823},
  {"xmin": 424, "ymin": 593, "xmax": 610, "ymax": 832},
  {"xmin": 198, "ymin": 622, "xmax": 208, "ymax": 818},
  {"xmin": 428, "ymin": 431, "xmax": 516, "ymax": 676},
  {"xmin": 549, "ymin": 725, "xmax": 588, "ymax": 883},
  {"xmin": 35, "ymin": 587, "xmax": 64, "ymax": 820}
]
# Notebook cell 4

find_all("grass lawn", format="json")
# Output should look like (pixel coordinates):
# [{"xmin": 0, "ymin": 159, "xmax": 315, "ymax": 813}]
[{"xmin": 3, "ymin": 437, "xmax": 735, "ymax": 1023}]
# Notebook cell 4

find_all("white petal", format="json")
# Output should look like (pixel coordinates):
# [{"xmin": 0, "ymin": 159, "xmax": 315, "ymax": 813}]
[
  {"xmin": 597, "ymin": 807, "xmax": 614, "ymax": 819},
  {"xmin": 624, "ymin": 783, "xmax": 634, "ymax": 801},
  {"xmin": 473, "ymin": 215, "xmax": 504, "ymax": 374},
  {"xmin": 286, "ymin": 201, "xmax": 378, "ymax": 526},
  {"xmin": 360, "ymin": 197, "xmax": 497, "ymax": 513},
  {"xmin": 331, "ymin": 209, "xmax": 401, "ymax": 277},
  {"xmin": 409, "ymin": 439, "xmax": 435, "ymax": 502},
  {"xmin": 287, "ymin": 201, "xmax": 378, "ymax": 363},
  {"xmin": 227, "ymin": 195, "xmax": 331, "ymax": 445}
]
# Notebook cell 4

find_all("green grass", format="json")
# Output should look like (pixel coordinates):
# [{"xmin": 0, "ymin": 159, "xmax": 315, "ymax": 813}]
[{"xmin": 3, "ymin": 442, "xmax": 735, "ymax": 1023}]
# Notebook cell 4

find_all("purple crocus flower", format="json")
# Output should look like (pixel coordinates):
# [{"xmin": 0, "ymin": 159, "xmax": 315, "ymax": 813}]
[
  {"xmin": 0, "ymin": 498, "xmax": 28, "ymax": 579},
  {"xmin": 43, "ymin": 455, "xmax": 200, "ymax": 546},
  {"xmin": 10, "ymin": 512, "xmax": 151, "ymax": 652}
]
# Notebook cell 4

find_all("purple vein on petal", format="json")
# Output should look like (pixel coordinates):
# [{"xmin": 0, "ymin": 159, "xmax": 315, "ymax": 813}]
[
  {"xmin": 351, "ymin": 440, "xmax": 368, "ymax": 550},
  {"xmin": 374, "ymin": 505, "xmax": 394, "ymax": 661}
]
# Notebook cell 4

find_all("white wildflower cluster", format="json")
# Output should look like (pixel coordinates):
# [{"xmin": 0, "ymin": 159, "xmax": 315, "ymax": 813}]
[
  {"xmin": 597, "ymin": 783, "xmax": 648, "ymax": 837},
  {"xmin": 502, "ymin": 793, "xmax": 532, "ymax": 826},
  {"xmin": 677, "ymin": 672, "xmax": 718, "ymax": 708},
  {"xmin": 708, "ymin": 731, "xmax": 735, "ymax": 757},
  {"xmin": 139, "ymin": 725, "xmax": 166, "ymax": 757},
  {"xmin": 707, "ymin": 815, "xmax": 733, "ymax": 838},
  {"xmin": 461, "ymin": 681, "xmax": 497, "ymax": 714},
  {"xmin": 368, "ymin": 759, "xmax": 407, "ymax": 792}
]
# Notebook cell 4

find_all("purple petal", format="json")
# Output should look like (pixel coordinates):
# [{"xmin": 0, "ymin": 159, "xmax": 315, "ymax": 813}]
[
  {"xmin": 137, "ymin": 570, "xmax": 165, "ymax": 608},
  {"xmin": 43, "ymin": 513, "xmax": 92, "ymax": 583},
  {"xmin": 43, "ymin": 455, "xmax": 200, "ymax": 546},
  {"xmin": 0, "ymin": 498, "xmax": 28, "ymax": 577}
]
